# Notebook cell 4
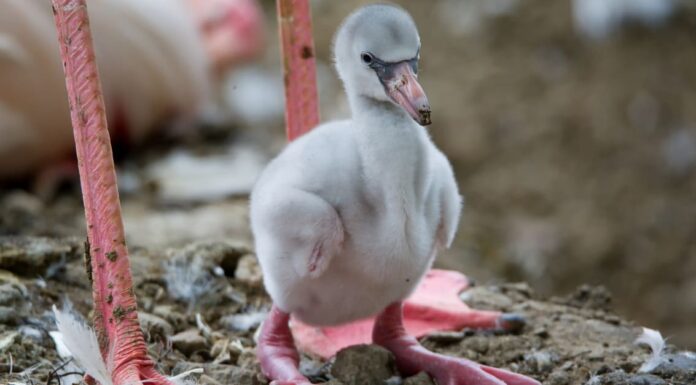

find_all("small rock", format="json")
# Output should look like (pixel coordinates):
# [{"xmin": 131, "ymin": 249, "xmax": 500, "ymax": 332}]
[
  {"xmin": 547, "ymin": 370, "xmax": 570, "ymax": 385},
  {"xmin": 172, "ymin": 362, "xmax": 265, "ymax": 385},
  {"xmin": 152, "ymin": 304, "xmax": 187, "ymax": 331},
  {"xmin": 234, "ymin": 254, "xmax": 263, "ymax": 285},
  {"xmin": 628, "ymin": 374, "xmax": 667, "ymax": 385},
  {"xmin": 0, "ymin": 331, "xmax": 20, "ymax": 353},
  {"xmin": 138, "ymin": 312, "xmax": 174, "ymax": 340},
  {"xmin": 199, "ymin": 374, "xmax": 223, "ymax": 385},
  {"xmin": 169, "ymin": 241, "xmax": 251, "ymax": 276},
  {"xmin": 0, "ymin": 282, "xmax": 26, "ymax": 306},
  {"xmin": 524, "ymin": 351, "xmax": 555, "ymax": 373},
  {"xmin": 0, "ymin": 306, "xmax": 19, "ymax": 324},
  {"xmin": 532, "ymin": 327, "xmax": 550, "ymax": 338},
  {"xmin": 652, "ymin": 352, "xmax": 696, "ymax": 376},
  {"xmin": 404, "ymin": 372, "xmax": 436, "ymax": 385},
  {"xmin": 170, "ymin": 329, "xmax": 208, "ymax": 356},
  {"xmin": 331, "ymin": 345, "xmax": 396, "ymax": 385},
  {"xmin": 0, "ymin": 237, "xmax": 82, "ymax": 275}
]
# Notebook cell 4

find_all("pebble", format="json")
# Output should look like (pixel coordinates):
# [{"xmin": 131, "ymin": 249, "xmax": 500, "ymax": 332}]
[
  {"xmin": 0, "ymin": 282, "xmax": 26, "ymax": 307},
  {"xmin": 331, "ymin": 345, "xmax": 396, "ymax": 385},
  {"xmin": 524, "ymin": 351, "xmax": 556, "ymax": 373},
  {"xmin": 172, "ymin": 362, "xmax": 265, "ymax": 385},
  {"xmin": 0, "ymin": 331, "xmax": 19, "ymax": 353},
  {"xmin": 234, "ymin": 254, "xmax": 263, "ymax": 285},
  {"xmin": 404, "ymin": 372, "xmax": 436, "ymax": 385},
  {"xmin": 0, "ymin": 306, "xmax": 18, "ymax": 324},
  {"xmin": 152, "ymin": 304, "xmax": 187, "ymax": 331},
  {"xmin": 0, "ymin": 237, "xmax": 82, "ymax": 275},
  {"xmin": 170, "ymin": 329, "xmax": 208, "ymax": 356},
  {"xmin": 547, "ymin": 370, "xmax": 571, "ymax": 385},
  {"xmin": 138, "ymin": 312, "xmax": 174, "ymax": 340}
]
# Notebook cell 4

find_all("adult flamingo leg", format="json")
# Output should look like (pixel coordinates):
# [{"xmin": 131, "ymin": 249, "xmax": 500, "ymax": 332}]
[
  {"xmin": 254, "ymin": 1, "xmax": 319, "ymax": 382},
  {"xmin": 277, "ymin": 0, "xmax": 320, "ymax": 141},
  {"xmin": 373, "ymin": 302, "xmax": 541, "ymax": 385},
  {"xmin": 51, "ymin": 1, "xmax": 172, "ymax": 384}
]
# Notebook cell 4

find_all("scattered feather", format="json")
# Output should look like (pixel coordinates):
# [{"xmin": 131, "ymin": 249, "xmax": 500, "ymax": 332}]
[
  {"xmin": 168, "ymin": 368, "xmax": 204, "ymax": 385},
  {"xmin": 220, "ymin": 310, "xmax": 268, "ymax": 332},
  {"xmin": 635, "ymin": 327, "xmax": 666, "ymax": 372},
  {"xmin": 196, "ymin": 313, "xmax": 213, "ymax": 340},
  {"xmin": 164, "ymin": 254, "xmax": 214, "ymax": 310},
  {"xmin": 52, "ymin": 305, "xmax": 114, "ymax": 385}
]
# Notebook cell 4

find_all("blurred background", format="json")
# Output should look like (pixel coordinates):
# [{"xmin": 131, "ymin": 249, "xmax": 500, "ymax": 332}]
[{"xmin": 1, "ymin": 0, "xmax": 695, "ymax": 350}]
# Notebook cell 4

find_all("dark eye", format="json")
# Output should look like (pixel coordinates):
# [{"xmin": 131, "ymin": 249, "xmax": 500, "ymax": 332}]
[{"xmin": 361, "ymin": 52, "xmax": 374, "ymax": 64}]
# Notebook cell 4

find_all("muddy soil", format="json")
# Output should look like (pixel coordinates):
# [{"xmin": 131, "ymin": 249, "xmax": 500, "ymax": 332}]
[{"xmin": 0, "ymin": 236, "xmax": 694, "ymax": 385}]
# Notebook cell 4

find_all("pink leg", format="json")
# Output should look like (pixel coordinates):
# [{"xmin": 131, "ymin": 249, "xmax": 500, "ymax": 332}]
[
  {"xmin": 257, "ymin": 306, "xmax": 312, "ymax": 385},
  {"xmin": 51, "ymin": 2, "xmax": 170, "ymax": 384},
  {"xmin": 373, "ymin": 302, "xmax": 541, "ymax": 385},
  {"xmin": 277, "ymin": 0, "xmax": 320, "ymax": 141}
]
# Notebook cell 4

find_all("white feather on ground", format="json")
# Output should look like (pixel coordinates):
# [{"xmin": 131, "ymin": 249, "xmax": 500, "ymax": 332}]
[
  {"xmin": 635, "ymin": 327, "xmax": 666, "ymax": 372},
  {"xmin": 52, "ymin": 306, "xmax": 114, "ymax": 385},
  {"xmin": 52, "ymin": 305, "xmax": 203, "ymax": 385}
]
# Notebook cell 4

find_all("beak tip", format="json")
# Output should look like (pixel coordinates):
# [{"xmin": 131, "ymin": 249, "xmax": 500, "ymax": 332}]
[{"xmin": 418, "ymin": 109, "xmax": 432, "ymax": 126}]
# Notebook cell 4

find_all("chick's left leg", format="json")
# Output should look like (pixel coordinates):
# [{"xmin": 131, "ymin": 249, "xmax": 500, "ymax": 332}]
[
  {"xmin": 257, "ymin": 305, "xmax": 312, "ymax": 385},
  {"xmin": 373, "ymin": 302, "xmax": 541, "ymax": 385}
]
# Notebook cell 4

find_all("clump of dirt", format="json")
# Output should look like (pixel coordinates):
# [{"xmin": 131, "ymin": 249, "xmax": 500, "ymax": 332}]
[{"xmin": 1, "ymin": 237, "xmax": 694, "ymax": 385}]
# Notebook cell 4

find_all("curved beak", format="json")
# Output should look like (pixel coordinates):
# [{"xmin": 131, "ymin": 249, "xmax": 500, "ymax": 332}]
[{"xmin": 378, "ymin": 61, "xmax": 431, "ymax": 126}]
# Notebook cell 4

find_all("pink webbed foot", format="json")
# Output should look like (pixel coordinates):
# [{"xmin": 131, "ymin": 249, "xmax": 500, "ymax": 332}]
[
  {"xmin": 291, "ymin": 269, "xmax": 525, "ymax": 359},
  {"xmin": 373, "ymin": 302, "xmax": 540, "ymax": 385},
  {"xmin": 257, "ymin": 306, "xmax": 313, "ymax": 385}
]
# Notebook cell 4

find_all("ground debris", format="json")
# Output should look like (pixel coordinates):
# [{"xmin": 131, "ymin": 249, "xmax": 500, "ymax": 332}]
[
  {"xmin": 0, "ymin": 236, "xmax": 694, "ymax": 385},
  {"xmin": 0, "ymin": 236, "xmax": 82, "ymax": 276}
]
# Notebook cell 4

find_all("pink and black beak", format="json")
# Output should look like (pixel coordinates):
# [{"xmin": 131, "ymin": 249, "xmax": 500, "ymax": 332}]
[{"xmin": 366, "ymin": 53, "xmax": 431, "ymax": 126}]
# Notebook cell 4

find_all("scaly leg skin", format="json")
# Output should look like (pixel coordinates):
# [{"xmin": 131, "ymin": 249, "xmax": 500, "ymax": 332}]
[
  {"xmin": 373, "ymin": 302, "xmax": 541, "ymax": 385},
  {"xmin": 51, "ymin": 1, "xmax": 172, "ymax": 384},
  {"xmin": 277, "ymin": 0, "xmax": 320, "ymax": 141},
  {"xmin": 257, "ymin": 306, "xmax": 312, "ymax": 385}
]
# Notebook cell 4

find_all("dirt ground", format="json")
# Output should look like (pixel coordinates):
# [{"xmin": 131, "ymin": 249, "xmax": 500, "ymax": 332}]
[{"xmin": 0, "ymin": 236, "xmax": 695, "ymax": 385}]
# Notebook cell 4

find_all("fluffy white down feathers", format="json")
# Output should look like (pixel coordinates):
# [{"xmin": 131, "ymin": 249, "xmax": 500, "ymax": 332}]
[{"xmin": 250, "ymin": 5, "xmax": 463, "ymax": 326}]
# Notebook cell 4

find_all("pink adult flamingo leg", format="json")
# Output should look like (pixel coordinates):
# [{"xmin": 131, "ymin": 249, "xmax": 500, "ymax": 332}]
[
  {"xmin": 51, "ymin": 1, "xmax": 172, "ymax": 384},
  {"xmin": 277, "ymin": 0, "xmax": 320, "ymax": 141},
  {"xmin": 256, "ymin": 1, "xmax": 319, "ymax": 382}
]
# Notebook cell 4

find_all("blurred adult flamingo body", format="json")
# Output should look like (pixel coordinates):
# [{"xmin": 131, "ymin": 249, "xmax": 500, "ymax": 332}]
[
  {"xmin": 0, "ymin": 0, "xmax": 263, "ymax": 180},
  {"xmin": 253, "ymin": 3, "xmax": 542, "ymax": 384}
]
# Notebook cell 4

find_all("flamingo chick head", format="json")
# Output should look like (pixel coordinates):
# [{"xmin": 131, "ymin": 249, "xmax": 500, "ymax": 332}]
[
  {"xmin": 334, "ymin": 4, "xmax": 430, "ymax": 126},
  {"xmin": 187, "ymin": 0, "xmax": 265, "ymax": 72}
]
